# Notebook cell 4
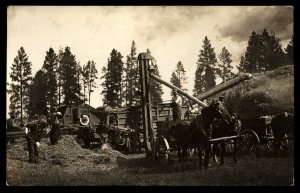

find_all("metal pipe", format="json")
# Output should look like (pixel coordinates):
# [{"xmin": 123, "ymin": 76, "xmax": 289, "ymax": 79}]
[
  {"xmin": 197, "ymin": 73, "xmax": 252, "ymax": 100},
  {"xmin": 149, "ymin": 73, "xmax": 209, "ymax": 108}
]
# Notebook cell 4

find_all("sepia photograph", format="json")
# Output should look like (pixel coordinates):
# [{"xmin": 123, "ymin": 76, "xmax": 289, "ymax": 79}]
[{"xmin": 6, "ymin": 6, "xmax": 294, "ymax": 186}]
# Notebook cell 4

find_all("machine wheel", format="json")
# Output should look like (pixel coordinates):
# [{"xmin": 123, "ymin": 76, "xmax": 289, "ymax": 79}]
[
  {"xmin": 238, "ymin": 129, "xmax": 260, "ymax": 156},
  {"xmin": 279, "ymin": 137, "xmax": 289, "ymax": 151},
  {"xmin": 157, "ymin": 137, "xmax": 170, "ymax": 167},
  {"xmin": 80, "ymin": 115, "xmax": 90, "ymax": 126},
  {"xmin": 266, "ymin": 135, "xmax": 289, "ymax": 153},
  {"xmin": 83, "ymin": 138, "xmax": 91, "ymax": 146},
  {"xmin": 82, "ymin": 128, "xmax": 91, "ymax": 146}
]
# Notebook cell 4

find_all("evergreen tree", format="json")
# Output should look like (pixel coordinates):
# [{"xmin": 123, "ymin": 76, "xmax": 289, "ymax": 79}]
[
  {"xmin": 170, "ymin": 61, "xmax": 188, "ymax": 96},
  {"xmin": 59, "ymin": 47, "xmax": 82, "ymax": 105},
  {"xmin": 9, "ymin": 47, "xmax": 32, "ymax": 122},
  {"xmin": 237, "ymin": 56, "xmax": 246, "ymax": 73},
  {"xmin": 28, "ymin": 70, "xmax": 48, "ymax": 118},
  {"xmin": 147, "ymin": 49, "xmax": 163, "ymax": 104},
  {"xmin": 217, "ymin": 47, "xmax": 235, "ymax": 82},
  {"xmin": 57, "ymin": 47, "xmax": 64, "ymax": 107},
  {"xmin": 76, "ymin": 62, "xmax": 83, "ymax": 102},
  {"xmin": 42, "ymin": 48, "xmax": 58, "ymax": 111},
  {"xmin": 261, "ymin": 29, "xmax": 285, "ymax": 70},
  {"xmin": 193, "ymin": 36, "xmax": 217, "ymax": 96},
  {"xmin": 243, "ymin": 31, "xmax": 263, "ymax": 73},
  {"xmin": 285, "ymin": 36, "xmax": 293, "ymax": 65},
  {"xmin": 242, "ymin": 29, "xmax": 285, "ymax": 73},
  {"xmin": 102, "ymin": 49, "xmax": 124, "ymax": 108},
  {"xmin": 82, "ymin": 60, "xmax": 98, "ymax": 105},
  {"xmin": 123, "ymin": 41, "xmax": 140, "ymax": 106},
  {"xmin": 100, "ymin": 65, "xmax": 108, "ymax": 105}
]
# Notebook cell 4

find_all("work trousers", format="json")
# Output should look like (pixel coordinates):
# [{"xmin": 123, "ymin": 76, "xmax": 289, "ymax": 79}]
[
  {"xmin": 173, "ymin": 105, "xmax": 182, "ymax": 121},
  {"xmin": 27, "ymin": 135, "xmax": 39, "ymax": 163},
  {"xmin": 50, "ymin": 123, "xmax": 61, "ymax": 145}
]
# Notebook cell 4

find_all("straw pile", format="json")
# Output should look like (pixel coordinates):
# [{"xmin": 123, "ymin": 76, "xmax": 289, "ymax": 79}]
[{"xmin": 7, "ymin": 135, "xmax": 126, "ymax": 174}]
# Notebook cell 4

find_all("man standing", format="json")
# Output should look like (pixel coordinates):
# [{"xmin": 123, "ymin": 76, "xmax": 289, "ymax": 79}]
[
  {"xmin": 171, "ymin": 89, "xmax": 182, "ymax": 121},
  {"xmin": 49, "ymin": 107, "xmax": 62, "ymax": 145},
  {"xmin": 50, "ymin": 107, "xmax": 62, "ymax": 145},
  {"xmin": 24, "ymin": 115, "xmax": 47, "ymax": 164}
]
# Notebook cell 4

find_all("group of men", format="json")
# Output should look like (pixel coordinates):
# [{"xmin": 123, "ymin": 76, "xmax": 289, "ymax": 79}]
[{"xmin": 6, "ymin": 108, "xmax": 63, "ymax": 164}]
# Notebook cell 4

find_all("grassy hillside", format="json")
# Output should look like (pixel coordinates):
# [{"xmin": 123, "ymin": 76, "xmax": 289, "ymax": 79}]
[{"xmin": 210, "ymin": 65, "xmax": 294, "ymax": 119}]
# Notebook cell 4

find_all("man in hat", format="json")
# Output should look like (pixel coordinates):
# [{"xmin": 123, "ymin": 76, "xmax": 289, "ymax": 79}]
[
  {"xmin": 24, "ymin": 115, "xmax": 48, "ymax": 163},
  {"xmin": 171, "ymin": 89, "xmax": 182, "ymax": 121},
  {"xmin": 49, "ymin": 107, "xmax": 62, "ymax": 145}
]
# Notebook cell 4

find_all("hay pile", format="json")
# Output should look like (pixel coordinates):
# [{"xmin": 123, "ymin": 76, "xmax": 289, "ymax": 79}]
[{"xmin": 7, "ymin": 135, "xmax": 126, "ymax": 174}]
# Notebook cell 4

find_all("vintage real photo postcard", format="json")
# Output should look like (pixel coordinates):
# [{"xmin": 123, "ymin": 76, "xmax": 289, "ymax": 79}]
[{"xmin": 6, "ymin": 6, "xmax": 294, "ymax": 186}]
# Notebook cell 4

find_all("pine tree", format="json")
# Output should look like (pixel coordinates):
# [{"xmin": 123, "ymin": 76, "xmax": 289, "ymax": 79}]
[
  {"xmin": 170, "ymin": 61, "xmax": 188, "ymax": 96},
  {"xmin": 243, "ymin": 31, "xmax": 264, "ymax": 73},
  {"xmin": 217, "ymin": 47, "xmax": 235, "ymax": 82},
  {"xmin": 123, "ymin": 41, "xmax": 140, "ymax": 106},
  {"xmin": 285, "ymin": 36, "xmax": 293, "ymax": 65},
  {"xmin": 237, "ymin": 56, "xmax": 246, "ymax": 73},
  {"xmin": 42, "ymin": 48, "xmax": 58, "ymax": 112},
  {"xmin": 193, "ymin": 36, "xmax": 217, "ymax": 96},
  {"xmin": 261, "ymin": 29, "xmax": 285, "ymax": 70},
  {"xmin": 59, "ymin": 47, "xmax": 82, "ymax": 105},
  {"xmin": 147, "ymin": 49, "xmax": 163, "ymax": 104},
  {"xmin": 242, "ymin": 29, "xmax": 285, "ymax": 73},
  {"xmin": 82, "ymin": 60, "xmax": 98, "ymax": 105},
  {"xmin": 102, "ymin": 49, "xmax": 124, "ymax": 108},
  {"xmin": 76, "ymin": 62, "xmax": 83, "ymax": 102},
  {"xmin": 28, "ymin": 70, "xmax": 48, "ymax": 118},
  {"xmin": 193, "ymin": 63, "xmax": 205, "ymax": 98},
  {"xmin": 57, "ymin": 47, "xmax": 64, "ymax": 107},
  {"xmin": 9, "ymin": 47, "xmax": 32, "ymax": 122},
  {"xmin": 100, "ymin": 65, "xmax": 108, "ymax": 105}
]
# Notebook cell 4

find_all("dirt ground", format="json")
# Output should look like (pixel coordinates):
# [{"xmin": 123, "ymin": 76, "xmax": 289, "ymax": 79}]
[{"xmin": 6, "ymin": 135, "xmax": 294, "ymax": 186}]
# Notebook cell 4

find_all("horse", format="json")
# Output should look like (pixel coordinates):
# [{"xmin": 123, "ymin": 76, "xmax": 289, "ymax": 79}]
[
  {"xmin": 211, "ymin": 110, "xmax": 241, "ymax": 165},
  {"xmin": 271, "ymin": 112, "xmax": 294, "ymax": 155},
  {"xmin": 169, "ymin": 101, "xmax": 231, "ymax": 170}
]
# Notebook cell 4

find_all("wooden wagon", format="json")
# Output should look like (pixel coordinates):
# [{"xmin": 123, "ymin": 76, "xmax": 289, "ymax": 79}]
[{"xmin": 238, "ymin": 116, "xmax": 292, "ymax": 156}]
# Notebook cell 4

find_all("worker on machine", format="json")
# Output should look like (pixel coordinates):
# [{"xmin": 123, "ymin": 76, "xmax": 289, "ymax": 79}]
[{"xmin": 171, "ymin": 89, "xmax": 182, "ymax": 121}]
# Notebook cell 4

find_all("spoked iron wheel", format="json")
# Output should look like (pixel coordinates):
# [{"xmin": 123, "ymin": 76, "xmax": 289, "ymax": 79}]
[
  {"xmin": 266, "ymin": 136, "xmax": 289, "ymax": 153},
  {"xmin": 157, "ymin": 137, "xmax": 171, "ymax": 167},
  {"xmin": 238, "ymin": 130, "xmax": 260, "ymax": 156}
]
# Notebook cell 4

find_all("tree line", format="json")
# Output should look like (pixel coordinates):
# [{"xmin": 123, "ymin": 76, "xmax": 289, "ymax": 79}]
[{"xmin": 8, "ymin": 29, "xmax": 293, "ymax": 121}]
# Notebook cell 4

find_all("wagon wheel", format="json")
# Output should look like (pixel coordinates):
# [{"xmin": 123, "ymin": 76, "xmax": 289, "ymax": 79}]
[
  {"xmin": 266, "ymin": 135, "xmax": 289, "ymax": 153},
  {"xmin": 157, "ymin": 137, "xmax": 171, "ymax": 167},
  {"xmin": 238, "ymin": 129, "xmax": 260, "ymax": 156}
]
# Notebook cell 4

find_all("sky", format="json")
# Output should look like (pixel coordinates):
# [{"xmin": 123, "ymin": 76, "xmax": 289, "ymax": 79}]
[{"xmin": 6, "ymin": 6, "xmax": 294, "ymax": 114}]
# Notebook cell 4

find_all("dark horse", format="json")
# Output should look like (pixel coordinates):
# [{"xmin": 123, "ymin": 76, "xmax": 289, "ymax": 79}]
[
  {"xmin": 271, "ymin": 112, "xmax": 294, "ymax": 155},
  {"xmin": 211, "ymin": 109, "xmax": 241, "ymax": 165},
  {"xmin": 170, "ymin": 101, "xmax": 230, "ymax": 170}
]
